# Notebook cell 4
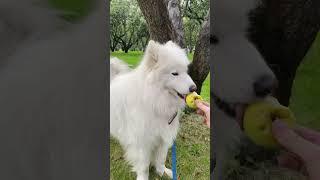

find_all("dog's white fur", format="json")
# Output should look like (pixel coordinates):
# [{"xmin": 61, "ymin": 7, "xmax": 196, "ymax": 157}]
[
  {"xmin": 110, "ymin": 57, "xmax": 131, "ymax": 80},
  {"xmin": 213, "ymin": 0, "xmax": 259, "ymax": 36},
  {"xmin": 110, "ymin": 40, "xmax": 196, "ymax": 180},
  {"xmin": 212, "ymin": 0, "xmax": 276, "ymax": 179}
]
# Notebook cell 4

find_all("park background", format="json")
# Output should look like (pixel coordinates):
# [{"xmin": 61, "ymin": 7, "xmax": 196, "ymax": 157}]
[{"xmin": 110, "ymin": 0, "xmax": 210, "ymax": 179}]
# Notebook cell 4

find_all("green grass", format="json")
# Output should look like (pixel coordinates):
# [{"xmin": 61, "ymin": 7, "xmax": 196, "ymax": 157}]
[
  {"xmin": 110, "ymin": 50, "xmax": 210, "ymax": 179},
  {"xmin": 290, "ymin": 32, "xmax": 320, "ymax": 130},
  {"xmin": 111, "ymin": 51, "xmax": 144, "ymax": 67}
]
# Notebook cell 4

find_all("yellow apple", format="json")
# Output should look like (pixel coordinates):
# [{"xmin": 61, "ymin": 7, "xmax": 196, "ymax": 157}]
[
  {"xmin": 186, "ymin": 92, "xmax": 203, "ymax": 109},
  {"xmin": 243, "ymin": 97, "xmax": 296, "ymax": 149}
]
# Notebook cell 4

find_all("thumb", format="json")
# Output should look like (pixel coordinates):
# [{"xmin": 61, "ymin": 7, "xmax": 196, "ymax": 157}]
[{"xmin": 272, "ymin": 119, "xmax": 320, "ymax": 162}]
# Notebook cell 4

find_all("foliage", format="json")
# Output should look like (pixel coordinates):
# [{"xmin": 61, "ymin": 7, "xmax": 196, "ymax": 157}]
[
  {"xmin": 110, "ymin": 0, "xmax": 149, "ymax": 52},
  {"xmin": 183, "ymin": 17, "xmax": 199, "ymax": 52},
  {"xmin": 180, "ymin": 0, "xmax": 209, "ymax": 25},
  {"xmin": 181, "ymin": 0, "xmax": 209, "ymax": 52},
  {"xmin": 110, "ymin": 0, "xmax": 209, "ymax": 53},
  {"xmin": 48, "ymin": 0, "xmax": 93, "ymax": 21}
]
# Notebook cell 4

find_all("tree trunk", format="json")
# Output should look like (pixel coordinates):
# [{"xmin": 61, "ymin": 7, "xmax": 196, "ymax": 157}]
[
  {"xmin": 110, "ymin": 41, "xmax": 116, "ymax": 52},
  {"xmin": 137, "ymin": 0, "xmax": 210, "ymax": 92},
  {"xmin": 188, "ymin": 12, "xmax": 210, "ymax": 94},
  {"xmin": 136, "ymin": 0, "xmax": 185, "ymax": 47},
  {"xmin": 122, "ymin": 44, "xmax": 130, "ymax": 53},
  {"xmin": 167, "ymin": 0, "xmax": 185, "ymax": 47},
  {"xmin": 248, "ymin": 0, "xmax": 320, "ymax": 106}
]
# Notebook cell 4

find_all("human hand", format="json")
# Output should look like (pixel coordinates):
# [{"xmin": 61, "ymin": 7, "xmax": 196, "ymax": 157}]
[
  {"xmin": 195, "ymin": 100, "xmax": 210, "ymax": 128},
  {"xmin": 272, "ymin": 119, "xmax": 320, "ymax": 180}
]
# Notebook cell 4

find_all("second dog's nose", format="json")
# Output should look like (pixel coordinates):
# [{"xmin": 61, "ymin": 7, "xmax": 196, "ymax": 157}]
[
  {"xmin": 253, "ymin": 74, "xmax": 277, "ymax": 97},
  {"xmin": 189, "ymin": 85, "xmax": 197, "ymax": 92}
]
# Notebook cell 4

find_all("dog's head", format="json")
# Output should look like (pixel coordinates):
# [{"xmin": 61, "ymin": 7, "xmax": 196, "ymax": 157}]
[
  {"xmin": 140, "ymin": 40, "xmax": 197, "ymax": 104},
  {"xmin": 212, "ymin": 0, "xmax": 279, "ymax": 125},
  {"xmin": 212, "ymin": 35, "xmax": 277, "ymax": 126}
]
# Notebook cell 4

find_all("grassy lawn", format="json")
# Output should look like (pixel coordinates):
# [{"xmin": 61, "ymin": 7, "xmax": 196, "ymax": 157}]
[
  {"xmin": 110, "ymin": 51, "xmax": 210, "ymax": 179},
  {"xmin": 290, "ymin": 32, "xmax": 320, "ymax": 130}
]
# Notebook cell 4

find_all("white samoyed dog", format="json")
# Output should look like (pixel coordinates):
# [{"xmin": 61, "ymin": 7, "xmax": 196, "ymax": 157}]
[
  {"xmin": 212, "ymin": 0, "xmax": 278, "ymax": 179},
  {"xmin": 110, "ymin": 40, "xmax": 197, "ymax": 180}
]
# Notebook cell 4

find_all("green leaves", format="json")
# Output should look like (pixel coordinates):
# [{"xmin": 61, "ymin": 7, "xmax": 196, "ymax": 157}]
[
  {"xmin": 111, "ymin": 0, "xmax": 149, "ymax": 52},
  {"xmin": 48, "ymin": 0, "xmax": 94, "ymax": 21}
]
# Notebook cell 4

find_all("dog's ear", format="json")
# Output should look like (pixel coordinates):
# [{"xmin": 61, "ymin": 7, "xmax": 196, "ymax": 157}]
[
  {"xmin": 144, "ymin": 40, "xmax": 160, "ymax": 68},
  {"xmin": 166, "ymin": 40, "xmax": 186, "ymax": 53},
  {"xmin": 165, "ymin": 40, "xmax": 175, "ymax": 46},
  {"xmin": 165, "ymin": 40, "xmax": 179, "ymax": 48}
]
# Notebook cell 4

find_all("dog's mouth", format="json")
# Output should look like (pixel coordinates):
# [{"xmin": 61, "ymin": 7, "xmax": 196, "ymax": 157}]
[
  {"xmin": 170, "ymin": 89, "xmax": 187, "ymax": 101},
  {"xmin": 176, "ymin": 91, "xmax": 186, "ymax": 100},
  {"xmin": 212, "ymin": 93, "xmax": 248, "ymax": 129}
]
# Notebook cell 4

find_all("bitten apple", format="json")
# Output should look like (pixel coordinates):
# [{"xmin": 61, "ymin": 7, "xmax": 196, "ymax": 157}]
[
  {"xmin": 186, "ymin": 92, "xmax": 203, "ymax": 109},
  {"xmin": 243, "ymin": 97, "xmax": 296, "ymax": 149}
]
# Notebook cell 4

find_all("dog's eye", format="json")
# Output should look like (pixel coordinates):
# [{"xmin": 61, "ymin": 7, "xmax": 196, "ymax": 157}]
[{"xmin": 171, "ymin": 72, "xmax": 179, "ymax": 76}]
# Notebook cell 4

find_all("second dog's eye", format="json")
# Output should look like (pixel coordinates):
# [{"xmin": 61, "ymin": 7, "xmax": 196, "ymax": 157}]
[{"xmin": 171, "ymin": 72, "xmax": 179, "ymax": 76}]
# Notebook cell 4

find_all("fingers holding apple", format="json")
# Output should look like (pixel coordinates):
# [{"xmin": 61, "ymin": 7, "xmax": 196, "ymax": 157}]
[{"xmin": 243, "ymin": 97, "xmax": 296, "ymax": 149}]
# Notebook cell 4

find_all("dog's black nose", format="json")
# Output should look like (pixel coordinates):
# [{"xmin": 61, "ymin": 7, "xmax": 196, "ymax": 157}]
[
  {"xmin": 189, "ymin": 85, "xmax": 197, "ymax": 92},
  {"xmin": 253, "ymin": 74, "xmax": 277, "ymax": 97}
]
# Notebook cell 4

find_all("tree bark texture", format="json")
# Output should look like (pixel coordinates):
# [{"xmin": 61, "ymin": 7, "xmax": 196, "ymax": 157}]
[
  {"xmin": 248, "ymin": 0, "xmax": 320, "ymax": 106},
  {"xmin": 167, "ymin": 0, "xmax": 185, "ymax": 47},
  {"xmin": 188, "ymin": 12, "xmax": 210, "ymax": 94},
  {"xmin": 137, "ymin": 0, "xmax": 210, "ymax": 93},
  {"xmin": 136, "ymin": 0, "xmax": 185, "ymax": 47}
]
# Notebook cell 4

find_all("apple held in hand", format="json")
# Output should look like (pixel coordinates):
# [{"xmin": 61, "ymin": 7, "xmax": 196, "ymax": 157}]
[
  {"xmin": 186, "ymin": 92, "xmax": 203, "ymax": 109},
  {"xmin": 243, "ymin": 97, "xmax": 296, "ymax": 149}
]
